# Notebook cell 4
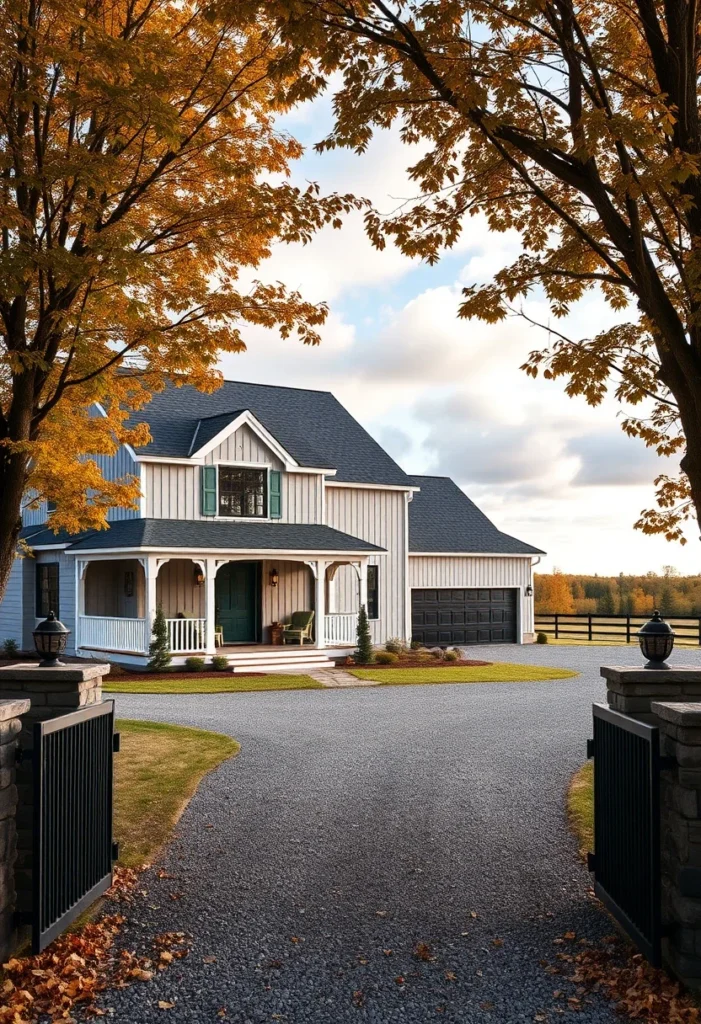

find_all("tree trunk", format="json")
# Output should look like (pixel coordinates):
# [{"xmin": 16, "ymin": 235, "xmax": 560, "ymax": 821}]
[{"xmin": 0, "ymin": 448, "xmax": 29, "ymax": 608}]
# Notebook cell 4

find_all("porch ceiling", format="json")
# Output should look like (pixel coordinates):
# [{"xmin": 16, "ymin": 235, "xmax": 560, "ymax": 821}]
[{"xmin": 33, "ymin": 518, "xmax": 385, "ymax": 555}]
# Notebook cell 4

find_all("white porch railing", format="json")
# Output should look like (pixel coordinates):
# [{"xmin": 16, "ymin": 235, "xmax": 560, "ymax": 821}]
[
  {"xmin": 324, "ymin": 613, "xmax": 357, "ymax": 645},
  {"xmin": 79, "ymin": 615, "xmax": 147, "ymax": 653},
  {"xmin": 167, "ymin": 618, "xmax": 207, "ymax": 654}
]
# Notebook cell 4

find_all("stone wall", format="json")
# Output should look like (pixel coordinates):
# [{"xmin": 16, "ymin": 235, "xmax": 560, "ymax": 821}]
[{"xmin": 0, "ymin": 698, "xmax": 30, "ymax": 960}]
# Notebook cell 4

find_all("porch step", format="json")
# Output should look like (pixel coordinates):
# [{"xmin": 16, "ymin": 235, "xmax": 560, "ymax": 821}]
[
  {"xmin": 233, "ymin": 660, "xmax": 335, "ymax": 674},
  {"xmin": 229, "ymin": 652, "xmax": 336, "ymax": 674}
]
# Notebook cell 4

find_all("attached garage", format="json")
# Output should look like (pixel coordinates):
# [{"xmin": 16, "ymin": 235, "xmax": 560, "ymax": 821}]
[
  {"xmin": 411, "ymin": 587, "xmax": 517, "ymax": 646},
  {"xmin": 407, "ymin": 476, "xmax": 546, "ymax": 645}
]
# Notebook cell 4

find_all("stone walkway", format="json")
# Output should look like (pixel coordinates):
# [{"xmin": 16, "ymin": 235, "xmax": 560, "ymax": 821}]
[{"xmin": 100, "ymin": 646, "xmax": 653, "ymax": 1023}]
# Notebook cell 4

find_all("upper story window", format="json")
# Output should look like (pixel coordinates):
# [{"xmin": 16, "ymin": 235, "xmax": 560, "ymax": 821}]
[
  {"xmin": 46, "ymin": 500, "xmax": 57, "ymax": 515},
  {"xmin": 218, "ymin": 467, "xmax": 267, "ymax": 518}
]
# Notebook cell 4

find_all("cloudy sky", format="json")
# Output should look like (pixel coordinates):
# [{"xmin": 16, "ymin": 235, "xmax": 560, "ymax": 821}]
[{"xmin": 219, "ymin": 92, "xmax": 698, "ymax": 575}]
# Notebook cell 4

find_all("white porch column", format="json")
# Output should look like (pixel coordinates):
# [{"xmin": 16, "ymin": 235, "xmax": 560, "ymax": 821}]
[
  {"xmin": 359, "ymin": 559, "xmax": 369, "ymax": 613},
  {"xmin": 315, "ymin": 560, "xmax": 329, "ymax": 648},
  {"xmin": 204, "ymin": 557, "xmax": 217, "ymax": 654},
  {"xmin": 144, "ymin": 556, "xmax": 158, "ymax": 655}
]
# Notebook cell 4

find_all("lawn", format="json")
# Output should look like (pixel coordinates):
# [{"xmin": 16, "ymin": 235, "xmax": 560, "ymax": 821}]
[
  {"xmin": 115, "ymin": 719, "xmax": 239, "ymax": 867},
  {"xmin": 567, "ymin": 760, "xmax": 594, "ymax": 858},
  {"xmin": 350, "ymin": 662, "xmax": 579, "ymax": 684},
  {"xmin": 105, "ymin": 674, "xmax": 323, "ymax": 694}
]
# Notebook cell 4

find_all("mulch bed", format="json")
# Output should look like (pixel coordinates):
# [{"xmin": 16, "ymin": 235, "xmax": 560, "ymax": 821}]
[{"xmin": 350, "ymin": 658, "xmax": 492, "ymax": 669}]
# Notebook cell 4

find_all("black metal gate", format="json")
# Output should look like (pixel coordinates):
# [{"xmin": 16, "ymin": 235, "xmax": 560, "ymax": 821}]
[
  {"xmin": 33, "ymin": 701, "xmax": 119, "ymax": 953},
  {"xmin": 588, "ymin": 703, "xmax": 667, "ymax": 965}
]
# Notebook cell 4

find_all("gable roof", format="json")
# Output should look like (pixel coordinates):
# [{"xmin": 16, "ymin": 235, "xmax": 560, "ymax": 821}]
[
  {"xmin": 127, "ymin": 380, "xmax": 412, "ymax": 487},
  {"xmin": 21, "ymin": 519, "xmax": 385, "ymax": 553},
  {"xmin": 408, "ymin": 476, "xmax": 545, "ymax": 556}
]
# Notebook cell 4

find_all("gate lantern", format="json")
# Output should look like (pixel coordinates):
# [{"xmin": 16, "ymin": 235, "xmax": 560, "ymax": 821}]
[
  {"xmin": 637, "ymin": 610, "xmax": 675, "ymax": 670},
  {"xmin": 33, "ymin": 611, "xmax": 70, "ymax": 666}
]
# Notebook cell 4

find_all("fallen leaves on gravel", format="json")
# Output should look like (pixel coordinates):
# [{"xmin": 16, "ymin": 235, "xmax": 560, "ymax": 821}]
[
  {"xmin": 0, "ymin": 873, "xmax": 192, "ymax": 1024},
  {"xmin": 543, "ymin": 932, "xmax": 701, "ymax": 1022},
  {"xmin": 413, "ymin": 942, "xmax": 435, "ymax": 962}
]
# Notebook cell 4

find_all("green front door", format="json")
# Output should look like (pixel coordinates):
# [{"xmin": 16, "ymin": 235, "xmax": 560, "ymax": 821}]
[{"xmin": 216, "ymin": 563, "xmax": 258, "ymax": 643}]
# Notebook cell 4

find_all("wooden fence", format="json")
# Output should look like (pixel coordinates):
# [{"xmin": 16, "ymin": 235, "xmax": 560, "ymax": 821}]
[{"xmin": 534, "ymin": 613, "xmax": 701, "ymax": 647}]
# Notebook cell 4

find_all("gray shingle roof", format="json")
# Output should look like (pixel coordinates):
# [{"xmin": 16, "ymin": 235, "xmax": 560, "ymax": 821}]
[
  {"xmin": 127, "ymin": 380, "xmax": 412, "ymax": 486},
  {"xmin": 23, "ymin": 519, "xmax": 384, "ymax": 553},
  {"xmin": 408, "ymin": 476, "xmax": 545, "ymax": 555}
]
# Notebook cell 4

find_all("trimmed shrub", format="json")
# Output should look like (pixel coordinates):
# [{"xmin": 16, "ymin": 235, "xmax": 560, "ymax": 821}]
[
  {"xmin": 356, "ymin": 605, "xmax": 374, "ymax": 664},
  {"xmin": 429, "ymin": 647, "xmax": 445, "ymax": 660},
  {"xmin": 1, "ymin": 638, "xmax": 19, "ymax": 658},
  {"xmin": 385, "ymin": 637, "xmax": 406, "ymax": 655},
  {"xmin": 185, "ymin": 656, "xmax": 206, "ymax": 672},
  {"xmin": 410, "ymin": 639, "xmax": 423, "ymax": 650},
  {"xmin": 443, "ymin": 650, "xmax": 459, "ymax": 662},
  {"xmin": 211, "ymin": 655, "xmax": 229, "ymax": 671},
  {"xmin": 148, "ymin": 607, "xmax": 171, "ymax": 672},
  {"xmin": 375, "ymin": 650, "xmax": 399, "ymax": 665},
  {"xmin": 536, "ymin": 632, "xmax": 549, "ymax": 644}
]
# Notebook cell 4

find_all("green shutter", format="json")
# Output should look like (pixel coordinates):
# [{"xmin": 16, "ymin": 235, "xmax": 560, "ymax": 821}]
[
  {"xmin": 201, "ymin": 465, "xmax": 217, "ymax": 516},
  {"xmin": 269, "ymin": 470, "xmax": 282, "ymax": 519}
]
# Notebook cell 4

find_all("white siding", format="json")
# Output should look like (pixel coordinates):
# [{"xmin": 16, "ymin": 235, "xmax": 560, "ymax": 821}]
[
  {"xmin": 0, "ymin": 557, "xmax": 24, "ymax": 646},
  {"xmin": 145, "ymin": 441, "xmax": 322, "ymax": 523},
  {"xmin": 205, "ymin": 424, "xmax": 283, "ymax": 467},
  {"xmin": 325, "ymin": 486, "xmax": 408, "ymax": 644},
  {"xmin": 408, "ymin": 555, "xmax": 534, "ymax": 638},
  {"xmin": 85, "ymin": 559, "xmax": 145, "ymax": 618},
  {"xmin": 156, "ymin": 559, "xmax": 204, "ymax": 619},
  {"xmin": 260, "ymin": 560, "xmax": 313, "ymax": 643}
]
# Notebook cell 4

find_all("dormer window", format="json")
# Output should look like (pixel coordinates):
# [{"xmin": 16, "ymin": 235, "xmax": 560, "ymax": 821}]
[{"xmin": 218, "ymin": 467, "xmax": 266, "ymax": 518}]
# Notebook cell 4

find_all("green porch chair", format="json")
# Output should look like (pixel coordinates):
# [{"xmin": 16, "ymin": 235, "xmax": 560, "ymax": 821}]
[{"xmin": 282, "ymin": 611, "xmax": 315, "ymax": 645}]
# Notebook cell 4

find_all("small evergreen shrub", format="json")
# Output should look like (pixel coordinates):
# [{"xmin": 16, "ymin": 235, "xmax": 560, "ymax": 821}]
[
  {"xmin": 1, "ymin": 638, "xmax": 19, "ymax": 658},
  {"xmin": 385, "ymin": 637, "xmax": 406, "ymax": 655},
  {"xmin": 356, "ymin": 605, "xmax": 374, "ymax": 664},
  {"xmin": 185, "ymin": 656, "xmax": 206, "ymax": 672},
  {"xmin": 443, "ymin": 650, "xmax": 459, "ymax": 662},
  {"xmin": 536, "ymin": 632, "xmax": 549, "ymax": 644},
  {"xmin": 148, "ymin": 607, "xmax": 172, "ymax": 671},
  {"xmin": 375, "ymin": 650, "xmax": 399, "ymax": 664},
  {"xmin": 410, "ymin": 639, "xmax": 423, "ymax": 650},
  {"xmin": 211, "ymin": 655, "xmax": 229, "ymax": 671}
]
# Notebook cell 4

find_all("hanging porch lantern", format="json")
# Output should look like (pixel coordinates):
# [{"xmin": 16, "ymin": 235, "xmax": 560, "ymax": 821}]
[
  {"xmin": 32, "ymin": 612, "xmax": 70, "ymax": 667},
  {"xmin": 637, "ymin": 610, "xmax": 675, "ymax": 670}
]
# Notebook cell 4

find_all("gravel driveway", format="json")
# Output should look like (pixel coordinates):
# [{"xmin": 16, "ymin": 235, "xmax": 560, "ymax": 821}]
[{"xmin": 104, "ymin": 645, "xmax": 701, "ymax": 1023}]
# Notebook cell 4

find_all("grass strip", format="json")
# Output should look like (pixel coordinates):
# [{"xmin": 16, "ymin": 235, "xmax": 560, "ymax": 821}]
[
  {"xmin": 567, "ymin": 760, "xmax": 594, "ymax": 859},
  {"xmin": 106, "ymin": 674, "xmax": 323, "ymax": 694},
  {"xmin": 115, "ymin": 719, "xmax": 239, "ymax": 867},
  {"xmin": 350, "ymin": 662, "xmax": 579, "ymax": 684}
]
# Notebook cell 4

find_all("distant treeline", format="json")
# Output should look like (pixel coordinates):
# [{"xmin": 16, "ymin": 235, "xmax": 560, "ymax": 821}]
[{"xmin": 535, "ymin": 569, "xmax": 701, "ymax": 617}]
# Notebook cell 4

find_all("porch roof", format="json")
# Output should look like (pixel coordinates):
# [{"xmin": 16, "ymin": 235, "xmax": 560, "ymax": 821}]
[{"xmin": 22, "ymin": 518, "xmax": 385, "ymax": 554}]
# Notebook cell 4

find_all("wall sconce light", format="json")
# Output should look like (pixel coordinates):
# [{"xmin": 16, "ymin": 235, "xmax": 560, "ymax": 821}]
[
  {"xmin": 194, "ymin": 567, "xmax": 205, "ymax": 587},
  {"xmin": 269, "ymin": 567, "xmax": 279, "ymax": 588},
  {"xmin": 525, "ymin": 584, "xmax": 533, "ymax": 597}
]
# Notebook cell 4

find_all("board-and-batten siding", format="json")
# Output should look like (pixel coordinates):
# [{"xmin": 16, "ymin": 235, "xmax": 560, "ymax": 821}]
[
  {"xmin": 260, "ymin": 560, "xmax": 313, "ymax": 643},
  {"xmin": 84, "ymin": 559, "xmax": 145, "ymax": 618},
  {"xmin": 0, "ymin": 558, "xmax": 24, "ymax": 645},
  {"xmin": 144, "ymin": 424, "xmax": 323, "ymax": 523},
  {"xmin": 30, "ymin": 550, "xmax": 78, "ymax": 655},
  {"xmin": 408, "ymin": 555, "xmax": 534, "ymax": 637},
  {"xmin": 325, "ymin": 486, "xmax": 408, "ymax": 644},
  {"xmin": 21, "ymin": 443, "xmax": 139, "ymax": 527}
]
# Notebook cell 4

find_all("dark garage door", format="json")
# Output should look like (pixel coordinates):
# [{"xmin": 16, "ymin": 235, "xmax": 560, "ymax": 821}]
[{"xmin": 411, "ymin": 588, "xmax": 517, "ymax": 646}]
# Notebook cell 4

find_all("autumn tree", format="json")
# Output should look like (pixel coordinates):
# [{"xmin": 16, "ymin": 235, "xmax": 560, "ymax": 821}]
[
  {"xmin": 0, "ymin": 0, "xmax": 359, "ymax": 603},
  {"xmin": 260, "ymin": 0, "xmax": 701, "ymax": 544},
  {"xmin": 534, "ymin": 571, "xmax": 575, "ymax": 614}
]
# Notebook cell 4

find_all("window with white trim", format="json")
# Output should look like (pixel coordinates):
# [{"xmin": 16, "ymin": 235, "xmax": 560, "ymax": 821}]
[{"xmin": 218, "ymin": 467, "xmax": 267, "ymax": 518}]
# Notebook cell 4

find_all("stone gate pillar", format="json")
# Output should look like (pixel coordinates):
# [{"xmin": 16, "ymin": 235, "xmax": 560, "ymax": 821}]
[{"xmin": 0, "ymin": 663, "xmax": 109, "ymax": 952}]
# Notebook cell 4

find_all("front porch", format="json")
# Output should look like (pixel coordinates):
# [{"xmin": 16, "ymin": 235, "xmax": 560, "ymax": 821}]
[{"xmin": 74, "ymin": 554, "xmax": 364, "ymax": 665}]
